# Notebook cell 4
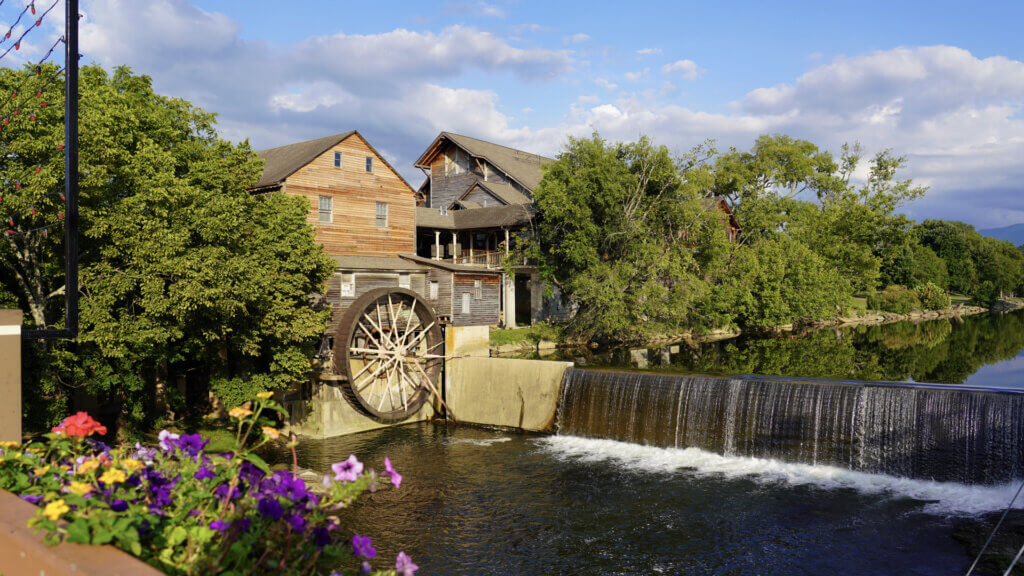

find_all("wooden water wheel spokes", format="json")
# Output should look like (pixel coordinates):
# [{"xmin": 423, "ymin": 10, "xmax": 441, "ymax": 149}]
[{"xmin": 334, "ymin": 287, "xmax": 444, "ymax": 421}]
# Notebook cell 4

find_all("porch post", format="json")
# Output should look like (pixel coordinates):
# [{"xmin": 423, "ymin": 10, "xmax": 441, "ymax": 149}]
[
  {"xmin": 434, "ymin": 230, "xmax": 440, "ymax": 260},
  {"xmin": 469, "ymin": 232, "xmax": 474, "ymax": 263},
  {"xmin": 504, "ymin": 228, "xmax": 510, "ymax": 254}
]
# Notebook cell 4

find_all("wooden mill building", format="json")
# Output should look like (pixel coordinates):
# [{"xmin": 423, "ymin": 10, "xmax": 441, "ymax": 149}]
[{"xmin": 250, "ymin": 131, "xmax": 502, "ymax": 332}]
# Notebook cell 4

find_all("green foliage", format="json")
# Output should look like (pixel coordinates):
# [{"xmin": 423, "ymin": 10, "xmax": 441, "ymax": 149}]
[
  {"xmin": 489, "ymin": 321, "xmax": 565, "ymax": 347},
  {"xmin": 867, "ymin": 285, "xmax": 921, "ymax": 314},
  {"xmin": 917, "ymin": 220, "xmax": 1024, "ymax": 299},
  {"xmin": 0, "ymin": 396, "xmax": 406, "ymax": 575},
  {"xmin": 916, "ymin": 282, "xmax": 951, "ymax": 311},
  {"xmin": 0, "ymin": 65, "xmax": 333, "ymax": 431}
]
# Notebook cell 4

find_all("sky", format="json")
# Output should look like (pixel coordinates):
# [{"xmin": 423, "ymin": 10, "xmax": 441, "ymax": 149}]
[{"xmin": 8, "ymin": 0, "xmax": 1024, "ymax": 228}]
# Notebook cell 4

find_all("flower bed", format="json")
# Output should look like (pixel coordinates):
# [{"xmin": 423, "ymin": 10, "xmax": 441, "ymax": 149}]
[{"xmin": 0, "ymin": 395, "xmax": 417, "ymax": 575}]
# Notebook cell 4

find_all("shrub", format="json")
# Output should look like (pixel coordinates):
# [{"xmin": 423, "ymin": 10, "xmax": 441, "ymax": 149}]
[
  {"xmin": 868, "ymin": 285, "xmax": 921, "ymax": 314},
  {"xmin": 0, "ymin": 395, "xmax": 414, "ymax": 575},
  {"xmin": 916, "ymin": 282, "xmax": 950, "ymax": 310}
]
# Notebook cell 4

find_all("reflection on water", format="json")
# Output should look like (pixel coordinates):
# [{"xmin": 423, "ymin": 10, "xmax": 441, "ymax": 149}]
[
  {"xmin": 538, "ymin": 309, "xmax": 1024, "ymax": 388},
  {"xmin": 266, "ymin": 424, "xmax": 980, "ymax": 576}
]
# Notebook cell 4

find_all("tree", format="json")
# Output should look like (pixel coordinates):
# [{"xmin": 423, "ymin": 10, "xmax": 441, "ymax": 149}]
[
  {"xmin": 0, "ymin": 65, "xmax": 333, "ymax": 430},
  {"xmin": 528, "ymin": 134, "xmax": 720, "ymax": 342}
]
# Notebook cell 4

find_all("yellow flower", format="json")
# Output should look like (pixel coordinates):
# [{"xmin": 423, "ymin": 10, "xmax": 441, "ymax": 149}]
[
  {"xmin": 0, "ymin": 441, "xmax": 19, "ymax": 449},
  {"xmin": 33, "ymin": 465, "xmax": 51, "ymax": 476},
  {"xmin": 42, "ymin": 499, "xmax": 69, "ymax": 521},
  {"xmin": 78, "ymin": 459, "xmax": 99, "ymax": 474},
  {"xmin": 228, "ymin": 407, "xmax": 253, "ymax": 419},
  {"xmin": 99, "ymin": 468, "xmax": 126, "ymax": 485},
  {"xmin": 256, "ymin": 391, "xmax": 274, "ymax": 399},
  {"xmin": 66, "ymin": 481, "xmax": 93, "ymax": 496},
  {"xmin": 261, "ymin": 426, "xmax": 280, "ymax": 440},
  {"xmin": 120, "ymin": 459, "xmax": 144, "ymax": 472}
]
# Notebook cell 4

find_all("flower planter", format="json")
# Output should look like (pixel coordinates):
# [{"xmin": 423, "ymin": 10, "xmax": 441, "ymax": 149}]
[{"xmin": 0, "ymin": 489, "xmax": 165, "ymax": 576}]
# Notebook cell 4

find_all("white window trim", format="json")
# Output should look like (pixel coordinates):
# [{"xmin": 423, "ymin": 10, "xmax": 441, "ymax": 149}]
[
  {"xmin": 318, "ymin": 195, "xmax": 333, "ymax": 223},
  {"xmin": 461, "ymin": 292, "xmax": 471, "ymax": 314},
  {"xmin": 376, "ymin": 202, "xmax": 389, "ymax": 228}
]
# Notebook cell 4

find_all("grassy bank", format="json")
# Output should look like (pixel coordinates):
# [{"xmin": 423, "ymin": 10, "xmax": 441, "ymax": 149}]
[{"xmin": 490, "ymin": 322, "xmax": 565, "ymax": 347}]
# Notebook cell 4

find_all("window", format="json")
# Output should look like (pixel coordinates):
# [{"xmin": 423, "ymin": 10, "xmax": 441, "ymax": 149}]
[
  {"xmin": 429, "ymin": 281, "xmax": 439, "ymax": 300},
  {"xmin": 375, "ymin": 202, "xmax": 388, "ymax": 228},
  {"xmin": 340, "ymin": 273, "xmax": 354, "ymax": 297},
  {"xmin": 365, "ymin": 156, "xmax": 373, "ymax": 172},
  {"xmin": 318, "ymin": 195, "xmax": 332, "ymax": 223},
  {"xmin": 461, "ymin": 292, "xmax": 471, "ymax": 314},
  {"xmin": 334, "ymin": 151, "xmax": 342, "ymax": 168},
  {"xmin": 398, "ymin": 274, "xmax": 410, "ymax": 289},
  {"xmin": 474, "ymin": 279, "xmax": 482, "ymax": 300}
]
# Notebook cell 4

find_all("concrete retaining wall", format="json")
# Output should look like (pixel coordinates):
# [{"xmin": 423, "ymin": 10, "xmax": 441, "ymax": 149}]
[
  {"xmin": 286, "ymin": 381, "xmax": 437, "ymax": 439},
  {"xmin": 446, "ymin": 357, "xmax": 571, "ymax": 432},
  {"xmin": 0, "ymin": 490, "xmax": 163, "ymax": 576}
]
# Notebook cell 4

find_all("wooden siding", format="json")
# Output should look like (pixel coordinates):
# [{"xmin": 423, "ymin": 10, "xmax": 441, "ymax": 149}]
[
  {"xmin": 325, "ymin": 271, "xmax": 428, "ymax": 333},
  {"xmin": 451, "ymin": 274, "xmax": 500, "ymax": 327},
  {"xmin": 425, "ymin": 268, "xmax": 453, "ymax": 318},
  {"xmin": 463, "ymin": 186, "xmax": 505, "ymax": 207},
  {"xmin": 283, "ymin": 133, "xmax": 416, "ymax": 258}
]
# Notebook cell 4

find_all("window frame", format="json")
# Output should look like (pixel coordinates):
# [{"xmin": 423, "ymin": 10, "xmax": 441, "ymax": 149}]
[
  {"xmin": 474, "ymin": 279, "xmax": 482, "ymax": 300},
  {"xmin": 461, "ymin": 291, "xmax": 471, "ymax": 314},
  {"xmin": 334, "ymin": 151, "xmax": 342, "ymax": 168},
  {"xmin": 375, "ymin": 202, "xmax": 388, "ymax": 228},
  {"xmin": 365, "ymin": 156, "xmax": 373, "ymax": 173},
  {"xmin": 429, "ymin": 280, "xmax": 439, "ymax": 300},
  {"xmin": 398, "ymin": 273, "xmax": 411, "ymax": 289},
  {"xmin": 318, "ymin": 195, "xmax": 333, "ymax": 223}
]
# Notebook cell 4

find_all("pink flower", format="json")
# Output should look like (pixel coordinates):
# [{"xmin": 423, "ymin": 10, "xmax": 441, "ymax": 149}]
[
  {"xmin": 384, "ymin": 457, "xmax": 402, "ymax": 488},
  {"xmin": 395, "ymin": 551, "xmax": 418, "ymax": 575},
  {"xmin": 51, "ymin": 412, "xmax": 107, "ymax": 437},
  {"xmin": 331, "ymin": 454, "xmax": 363, "ymax": 482}
]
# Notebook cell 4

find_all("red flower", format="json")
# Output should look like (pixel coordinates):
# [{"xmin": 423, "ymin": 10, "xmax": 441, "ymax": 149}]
[{"xmin": 52, "ymin": 412, "xmax": 107, "ymax": 437}]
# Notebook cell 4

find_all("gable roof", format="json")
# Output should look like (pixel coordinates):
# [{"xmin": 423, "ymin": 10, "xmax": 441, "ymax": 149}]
[
  {"xmin": 254, "ymin": 131, "xmax": 356, "ymax": 189},
  {"xmin": 414, "ymin": 132, "xmax": 554, "ymax": 192},
  {"xmin": 253, "ymin": 131, "xmax": 415, "ymax": 193},
  {"xmin": 415, "ymin": 204, "xmax": 536, "ymax": 230},
  {"xmin": 461, "ymin": 180, "xmax": 532, "ymax": 206}
]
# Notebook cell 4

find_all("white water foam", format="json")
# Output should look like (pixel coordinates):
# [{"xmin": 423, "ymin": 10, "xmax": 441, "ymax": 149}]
[{"xmin": 537, "ymin": 435, "xmax": 1024, "ymax": 516}]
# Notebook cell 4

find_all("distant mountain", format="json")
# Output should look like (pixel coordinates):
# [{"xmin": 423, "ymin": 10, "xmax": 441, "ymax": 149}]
[{"xmin": 979, "ymin": 223, "xmax": 1024, "ymax": 246}]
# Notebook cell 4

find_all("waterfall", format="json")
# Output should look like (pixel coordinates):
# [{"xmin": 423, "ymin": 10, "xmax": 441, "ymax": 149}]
[{"xmin": 556, "ymin": 369, "xmax": 1024, "ymax": 484}]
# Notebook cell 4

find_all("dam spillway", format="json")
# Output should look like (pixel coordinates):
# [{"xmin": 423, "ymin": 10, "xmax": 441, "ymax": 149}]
[{"xmin": 556, "ymin": 368, "xmax": 1024, "ymax": 484}]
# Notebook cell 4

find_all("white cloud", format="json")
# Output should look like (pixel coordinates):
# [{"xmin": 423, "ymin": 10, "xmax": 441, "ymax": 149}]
[
  {"xmin": 443, "ymin": 1, "xmax": 506, "ymax": 18},
  {"xmin": 624, "ymin": 68, "xmax": 649, "ymax": 82},
  {"xmin": 563, "ymin": 33, "xmax": 590, "ymax": 44},
  {"xmin": 637, "ymin": 48, "xmax": 662, "ymax": 56},
  {"xmin": 662, "ymin": 59, "xmax": 700, "ymax": 80},
  {"xmin": 595, "ymin": 77, "xmax": 619, "ymax": 90}
]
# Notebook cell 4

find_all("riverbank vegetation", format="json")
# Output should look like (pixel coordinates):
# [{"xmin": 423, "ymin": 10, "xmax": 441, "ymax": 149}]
[{"xmin": 520, "ymin": 133, "xmax": 1024, "ymax": 343}]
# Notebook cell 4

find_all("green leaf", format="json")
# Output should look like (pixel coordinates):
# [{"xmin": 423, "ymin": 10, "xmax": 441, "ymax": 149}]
[
  {"xmin": 241, "ymin": 452, "xmax": 270, "ymax": 474},
  {"xmin": 167, "ymin": 525, "xmax": 188, "ymax": 547},
  {"xmin": 92, "ymin": 527, "xmax": 113, "ymax": 545},
  {"xmin": 65, "ymin": 519, "xmax": 90, "ymax": 544}
]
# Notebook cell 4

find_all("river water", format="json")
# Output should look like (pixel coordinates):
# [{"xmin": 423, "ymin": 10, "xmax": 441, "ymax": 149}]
[
  {"xmin": 530, "ymin": 309, "xmax": 1024, "ymax": 389},
  {"xmin": 269, "ymin": 310, "xmax": 1024, "ymax": 575},
  {"xmin": 273, "ymin": 423, "xmax": 1022, "ymax": 576}
]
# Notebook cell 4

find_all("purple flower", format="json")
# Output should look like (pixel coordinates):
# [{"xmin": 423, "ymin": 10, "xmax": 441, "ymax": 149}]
[
  {"xmin": 360, "ymin": 562, "xmax": 372, "ymax": 575},
  {"xmin": 187, "ymin": 509, "xmax": 201, "ymax": 517},
  {"xmin": 239, "ymin": 462, "xmax": 265, "ymax": 488},
  {"xmin": 395, "ymin": 551, "xmax": 419, "ymax": 576},
  {"xmin": 209, "ymin": 520, "xmax": 230, "ymax": 532},
  {"xmin": 175, "ymin": 433, "xmax": 207, "ymax": 457},
  {"xmin": 19, "ymin": 494, "xmax": 43, "ymax": 504},
  {"xmin": 264, "ymin": 471, "xmax": 309, "ymax": 503},
  {"xmin": 384, "ymin": 457, "xmax": 402, "ymax": 488},
  {"xmin": 110, "ymin": 499, "xmax": 128, "ymax": 512},
  {"xmin": 331, "ymin": 455, "xmax": 363, "ymax": 483},
  {"xmin": 236, "ymin": 518, "xmax": 251, "ymax": 532},
  {"xmin": 286, "ymin": 513, "xmax": 307, "ymax": 533},
  {"xmin": 257, "ymin": 497, "xmax": 283, "ymax": 519},
  {"xmin": 352, "ymin": 534, "xmax": 376, "ymax": 559},
  {"xmin": 193, "ymin": 466, "xmax": 216, "ymax": 481},
  {"xmin": 312, "ymin": 526, "xmax": 332, "ymax": 548},
  {"xmin": 132, "ymin": 442, "xmax": 157, "ymax": 463},
  {"xmin": 157, "ymin": 430, "xmax": 180, "ymax": 452},
  {"xmin": 214, "ymin": 484, "xmax": 238, "ymax": 502}
]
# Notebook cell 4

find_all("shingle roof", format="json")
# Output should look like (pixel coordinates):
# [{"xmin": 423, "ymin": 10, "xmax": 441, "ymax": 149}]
[
  {"xmin": 333, "ymin": 255, "xmax": 428, "ymax": 271},
  {"xmin": 415, "ymin": 132, "xmax": 553, "ymax": 192},
  {"xmin": 254, "ymin": 131, "xmax": 356, "ymax": 188},
  {"xmin": 399, "ymin": 254, "xmax": 503, "ymax": 275},
  {"xmin": 469, "ymin": 180, "xmax": 533, "ymax": 205},
  {"xmin": 416, "ymin": 204, "xmax": 536, "ymax": 230}
]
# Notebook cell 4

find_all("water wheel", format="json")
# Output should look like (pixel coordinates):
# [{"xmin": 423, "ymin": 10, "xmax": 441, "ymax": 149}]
[{"xmin": 333, "ymin": 287, "xmax": 444, "ymax": 421}]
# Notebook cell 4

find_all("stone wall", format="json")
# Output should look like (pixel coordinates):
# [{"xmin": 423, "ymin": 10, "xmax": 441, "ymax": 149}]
[{"xmin": 445, "ymin": 356, "xmax": 572, "ymax": 432}]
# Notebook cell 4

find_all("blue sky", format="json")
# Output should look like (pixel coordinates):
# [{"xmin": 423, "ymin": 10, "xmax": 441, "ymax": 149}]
[{"xmin": 10, "ymin": 0, "xmax": 1024, "ymax": 228}]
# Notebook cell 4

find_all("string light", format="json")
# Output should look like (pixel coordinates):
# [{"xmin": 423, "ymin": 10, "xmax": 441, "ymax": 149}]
[{"xmin": 0, "ymin": 1, "xmax": 67, "ymax": 242}]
